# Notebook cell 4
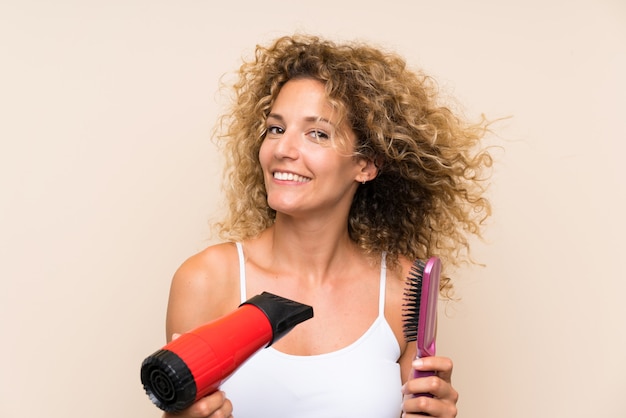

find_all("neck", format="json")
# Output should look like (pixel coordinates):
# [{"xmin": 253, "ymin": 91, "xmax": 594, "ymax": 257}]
[{"xmin": 260, "ymin": 216, "xmax": 359, "ymax": 284}]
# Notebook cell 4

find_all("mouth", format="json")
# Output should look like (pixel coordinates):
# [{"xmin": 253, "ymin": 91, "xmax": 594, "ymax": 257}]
[{"xmin": 273, "ymin": 171, "xmax": 312, "ymax": 183}]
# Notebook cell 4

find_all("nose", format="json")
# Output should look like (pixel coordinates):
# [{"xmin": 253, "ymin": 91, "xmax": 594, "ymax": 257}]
[{"xmin": 273, "ymin": 129, "xmax": 300, "ymax": 160}]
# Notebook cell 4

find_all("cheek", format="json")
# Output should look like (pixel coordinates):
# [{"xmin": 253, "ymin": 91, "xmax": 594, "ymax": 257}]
[{"xmin": 258, "ymin": 141, "xmax": 271, "ymax": 169}]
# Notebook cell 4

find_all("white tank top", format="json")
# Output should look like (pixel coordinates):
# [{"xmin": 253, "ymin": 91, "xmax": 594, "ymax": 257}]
[{"xmin": 220, "ymin": 242, "xmax": 402, "ymax": 418}]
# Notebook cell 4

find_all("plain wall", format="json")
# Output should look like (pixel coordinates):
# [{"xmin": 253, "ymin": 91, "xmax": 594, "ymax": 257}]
[{"xmin": 1, "ymin": 1, "xmax": 624, "ymax": 417}]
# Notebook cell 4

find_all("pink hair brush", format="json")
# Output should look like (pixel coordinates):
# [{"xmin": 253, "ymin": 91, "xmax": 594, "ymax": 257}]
[{"xmin": 403, "ymin": 256, "xmax": 442, "ymax": 404}]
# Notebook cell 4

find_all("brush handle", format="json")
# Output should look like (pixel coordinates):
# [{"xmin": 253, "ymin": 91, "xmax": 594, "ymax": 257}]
[
  {"xmin": 414, "ymin": 337, "xmax": 437, "ymax": 387},
  {"xmin": 413, "ymin": 369, "xmax": 436, "ymax": 381},
  {"xmin": 412, "ymin": 256, "xmax": 440, "ymax": 406}
]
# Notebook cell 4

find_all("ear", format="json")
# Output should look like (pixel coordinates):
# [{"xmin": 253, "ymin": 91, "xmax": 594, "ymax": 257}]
[{"xmin": 356, "ymin": 158, "xmax": 379, "ymax": 184}]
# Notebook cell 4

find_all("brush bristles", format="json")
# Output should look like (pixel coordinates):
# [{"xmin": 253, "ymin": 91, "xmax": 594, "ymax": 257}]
[{"xmin": 402, "ymin": 259, "xmax": 425, "ymax": 343}]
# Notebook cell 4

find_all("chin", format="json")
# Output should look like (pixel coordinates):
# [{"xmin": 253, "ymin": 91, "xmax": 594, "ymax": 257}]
[{"xmin": 267, "ymin": 198, "xmax": 306, "ymax": 216}]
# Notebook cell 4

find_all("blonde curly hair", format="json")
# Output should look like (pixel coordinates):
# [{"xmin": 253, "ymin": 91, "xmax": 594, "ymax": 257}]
[{"xmin": 213, "ymin": 34, "xmax": 493, "ymax": 295}]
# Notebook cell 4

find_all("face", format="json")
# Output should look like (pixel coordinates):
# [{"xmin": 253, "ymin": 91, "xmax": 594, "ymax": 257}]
[{"xmin": 259, "ymin": 78, "xmax": 372, "ymax": 219}]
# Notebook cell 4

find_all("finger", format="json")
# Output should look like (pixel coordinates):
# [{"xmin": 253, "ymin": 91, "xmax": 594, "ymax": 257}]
[
  {"xmin": 413, "ymin": 357, "xmax": 454, "ymax": 382},
  {"xmin": 162, "ymin": 391, "xmax": 230, "ymax": 418},
  {"xmin": 403, "ymin": 371, "xmax": 458, "ymax": 404},
  {"xmin": 402, "ymin": 395, "xmax": 458, "ymax": 418},
  {"xmin": 402, "ymin": 389, "xmax": 458, "ymax": 418},
  {"xmin": 403, "ymin": 375, "xmax": 452, "ymax": 399},
  {"xmin": 189, "ymin": 391, "xmax": 231, "ymax": 418},
  {"xmin": 402, "ymin": 392, "xmax": 435, "ymax": 417}
]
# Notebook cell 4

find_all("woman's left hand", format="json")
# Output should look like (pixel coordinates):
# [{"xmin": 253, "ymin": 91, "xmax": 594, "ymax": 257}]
[{"xmin": 401, "ymin": 356, "xmax": 458, "ymax": 417}]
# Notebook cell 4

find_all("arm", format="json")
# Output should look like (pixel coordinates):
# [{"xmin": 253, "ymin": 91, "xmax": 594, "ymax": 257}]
[
  {"xmin": 161, "ymin": 243, "xmax": 240, "ymax": 418},
  {"xmin": 165, "ymin": 243, "xmax": 240, "ymax": 340}
]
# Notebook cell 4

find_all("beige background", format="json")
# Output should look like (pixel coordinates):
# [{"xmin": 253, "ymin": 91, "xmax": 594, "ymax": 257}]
[{"xmin": 1, "ymin": 1, "xmax": 624, "ymax": 417}]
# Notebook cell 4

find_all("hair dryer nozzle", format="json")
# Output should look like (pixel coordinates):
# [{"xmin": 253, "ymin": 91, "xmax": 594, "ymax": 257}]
[
  {"xmin": 242, "ymin": 292, "xmax": 314, "ymax": 346},
  {"xmin": 140, "ymin": 349, "xmax": 197, "ymax": 413}
]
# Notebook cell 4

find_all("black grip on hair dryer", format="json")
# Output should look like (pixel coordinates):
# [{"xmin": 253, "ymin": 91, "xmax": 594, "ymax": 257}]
[{"xmin": 140, "ymin": 292, "xmax": 314, "ymax": 413}]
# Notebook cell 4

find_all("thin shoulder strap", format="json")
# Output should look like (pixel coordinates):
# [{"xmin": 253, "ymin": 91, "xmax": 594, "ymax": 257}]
[
  {"xmin": 235, "ymin": 242, "xmax": 247, "ymax": 303},
  {"xmin": 379, "ymin": 252, "xmax": 387, "ymax": 316}
]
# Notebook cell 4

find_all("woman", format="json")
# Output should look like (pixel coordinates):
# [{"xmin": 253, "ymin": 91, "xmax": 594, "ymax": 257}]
[{"xmin": 163, "ymin": 34, "xmax": 491, "ymax": 417}]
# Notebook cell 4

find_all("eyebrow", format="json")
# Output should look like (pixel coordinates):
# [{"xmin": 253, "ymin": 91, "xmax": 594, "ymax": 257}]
[{"xmin": 267, "ymin": 113, "xmax": 335, "ymax": 127}]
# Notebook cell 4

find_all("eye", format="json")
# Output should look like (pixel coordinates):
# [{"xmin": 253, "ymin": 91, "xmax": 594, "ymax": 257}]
[
  {"xmin": 306, "ymin": 129, "xmax": 330, "ymax": 143},
  {"xmin": 266, "ymin": 125, "xmax": 284, "ymax": 136}
]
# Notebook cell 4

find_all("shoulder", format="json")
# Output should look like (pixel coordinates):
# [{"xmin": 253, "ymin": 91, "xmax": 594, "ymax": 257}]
[
  {"xmin": 166, "ymin": 242, "xmax": 242, "ymax": 338},
  {"xmin": 173, "ymin": 242, "xmax": 240, "ymax": 287}
]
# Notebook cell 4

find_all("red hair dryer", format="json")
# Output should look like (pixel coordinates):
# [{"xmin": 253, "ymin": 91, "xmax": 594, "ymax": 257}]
[{"xmin": 140, "ymin": 292, "xmax": 313, "ymax": 413}]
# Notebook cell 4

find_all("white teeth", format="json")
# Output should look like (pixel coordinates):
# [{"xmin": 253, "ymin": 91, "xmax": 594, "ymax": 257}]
[{"xmin": 273, "ymin": 172, "xmax": 311, "ymax": 182}]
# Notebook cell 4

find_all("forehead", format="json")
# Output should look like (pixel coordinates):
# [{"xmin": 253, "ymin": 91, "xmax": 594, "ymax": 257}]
[
  {"xmin": 271, "ymin": 78, "xmax": 332, "ymax": 115},
  {"xmin": 270, "ymin": 78, "xmax": 353, "ymax": 134}
]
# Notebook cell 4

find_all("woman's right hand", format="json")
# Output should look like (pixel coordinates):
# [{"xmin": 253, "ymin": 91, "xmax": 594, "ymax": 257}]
[{"xmin": 162, "ymin": 390, "xmax": 233, "ymax": 418}]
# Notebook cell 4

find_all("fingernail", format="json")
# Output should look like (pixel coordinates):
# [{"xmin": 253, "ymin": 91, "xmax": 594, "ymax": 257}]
[{"xmin": 412, "ymin": 359, "xmax": 424, "ymax": 368}]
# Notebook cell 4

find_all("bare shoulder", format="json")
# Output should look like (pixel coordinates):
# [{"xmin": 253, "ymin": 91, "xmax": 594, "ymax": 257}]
[
  {"xmin": 166, "ymin": 242, "xmax": 242, "ymax": 339},
  {"xmin": 172, "ymin": 242, "xmax": 240, "ymax": 289}
]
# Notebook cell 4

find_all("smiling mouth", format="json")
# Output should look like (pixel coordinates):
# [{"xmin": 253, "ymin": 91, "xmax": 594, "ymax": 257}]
[{"xmin": 273, "ymin": 171, "xmax": 311, "ymax": 183}]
